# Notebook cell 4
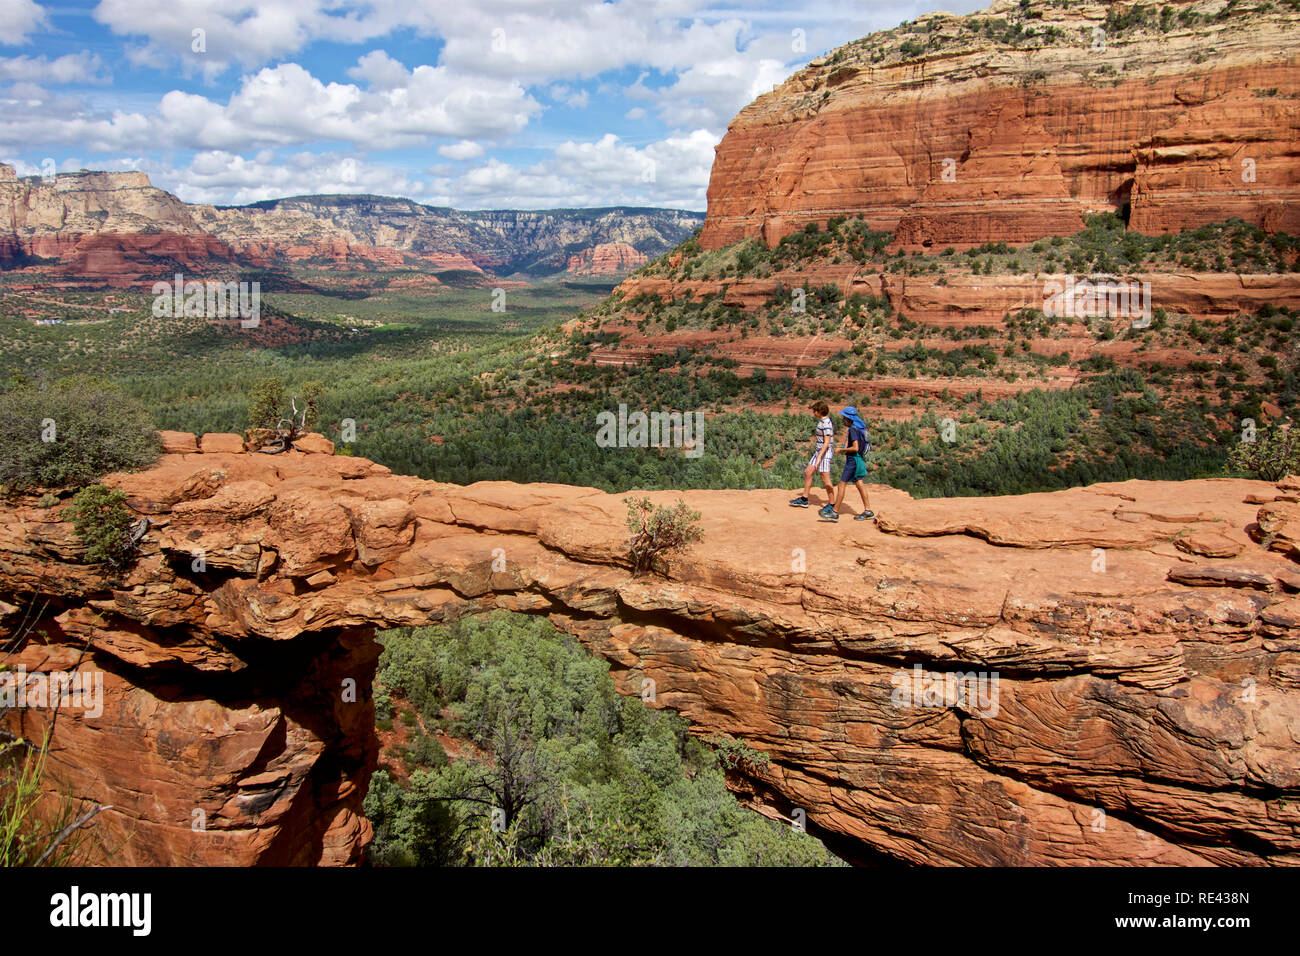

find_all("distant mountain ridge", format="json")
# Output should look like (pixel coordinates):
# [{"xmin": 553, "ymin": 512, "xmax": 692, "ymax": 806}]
[{"xmin": 0, "ymin": 165, "xmax": 704, "ymax": 281}]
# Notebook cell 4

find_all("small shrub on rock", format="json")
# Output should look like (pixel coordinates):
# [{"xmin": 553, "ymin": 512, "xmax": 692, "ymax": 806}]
[
  {"xmin": 63, "ymin": 485, "xmax": 138, "ymax": 568},
  {"xmin": 245, "ymin": 377, "xmax": 324, "ymax": 452},
  {"xmin": 625, "ymin": 496, "xmax": 704, "ymax": 575},
  {"xmin": 1229, "ymin": 421, "xmax": 1299, "ymax": 482}
]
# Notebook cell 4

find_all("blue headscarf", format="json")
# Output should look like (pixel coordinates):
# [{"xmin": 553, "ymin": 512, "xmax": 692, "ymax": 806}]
[{"xmin": 839, "ymin": 406, "xmax": 866, "ymax": 431}]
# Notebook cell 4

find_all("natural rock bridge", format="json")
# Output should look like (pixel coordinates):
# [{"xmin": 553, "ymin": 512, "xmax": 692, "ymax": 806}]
[{"xmin": 2, "ymin": 435, "xmax": 1299, "ymax": 865}]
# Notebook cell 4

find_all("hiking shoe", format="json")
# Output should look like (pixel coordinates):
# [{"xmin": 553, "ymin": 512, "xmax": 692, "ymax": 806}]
[
  {"xmin": 855, "ymin": 511, "xmax": 875, "ymax": 521},
  {"xmin": 820, "ymin": 506, "xmax": 839, "ymax": 522},
  {"xmin": 817, "ymin": 504, "xmax": 834, "ymax": 517},
  {"xmin": 789, "ymin": 496, "xmax": 810, "ymax": 508}
]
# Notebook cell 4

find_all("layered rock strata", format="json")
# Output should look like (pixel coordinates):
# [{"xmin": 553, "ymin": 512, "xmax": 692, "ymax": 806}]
[{"xmin": 2, "ymin": 439, "xmax": 1298, "ymax": 865}]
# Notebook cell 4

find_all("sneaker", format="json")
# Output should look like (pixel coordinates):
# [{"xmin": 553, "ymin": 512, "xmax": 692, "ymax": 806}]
[
  {"xmin": 789, "ymin": 496, "xmax": 810, "ymax": 508},
  {"xmin": 855, "ymin": 511, "xmax": 875, "ymax": 521},
  {"xmin": 822, "ymin": 510, "xmax": 839, "ymax": 522}
]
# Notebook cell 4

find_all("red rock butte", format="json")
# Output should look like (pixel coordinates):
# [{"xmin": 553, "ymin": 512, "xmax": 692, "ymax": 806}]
[
  {"xmin": 699, "ymin": 0, "xmax": 1300, "ymax": 252},
  {"xmin": 2, "ymin": 435, "xmax": 1299, "ymax": 865},
  {"xmin": 566, "ymin": 242, "xmax": 649, "ymax": 275}
]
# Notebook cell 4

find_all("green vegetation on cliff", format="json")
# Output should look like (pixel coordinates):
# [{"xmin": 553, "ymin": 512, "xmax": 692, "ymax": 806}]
[
  {"xmin": 2, "ymin": 216, "xmax": 1294, "ymax": 499},
  {"xmin": 0, "ymin": 377, "xmax": 159, "ymax": 492},
  {"xmin": 364, "ymin": 612, "xmax": 842, "ymax": 867}
]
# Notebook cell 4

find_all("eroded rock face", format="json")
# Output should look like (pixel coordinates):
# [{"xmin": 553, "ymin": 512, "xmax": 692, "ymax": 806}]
[
  {"xmin": 565, "ymin": 242, "xmax": 650, "ymax": 275},
  {"xmin": 0, "ymin": 169, "xmax": 237, "ymax": 278},
  {"xmin": 611, "ymin": 269, "xmax": 1300, "ymax": 335},
  {"xmin": 2, "ymin": 443, "xmax": 1299, "ymax": 866},
  {"xmin": 699, "ymin": 1, "xmax": 1300, "ymax": 251},
  {"xmin": 0, "ymin": 172, "xmax": 701, "ymax": 280}
]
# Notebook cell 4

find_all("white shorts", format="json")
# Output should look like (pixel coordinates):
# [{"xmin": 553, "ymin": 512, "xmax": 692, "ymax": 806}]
[{"xmin": 808, "ymin": 449, "xmax": 833, "ymax": 474}]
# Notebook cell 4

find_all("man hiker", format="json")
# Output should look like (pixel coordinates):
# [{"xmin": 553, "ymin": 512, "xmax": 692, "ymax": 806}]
[
  {"xmin": 819, "ymin": 406, "xmax": 875, "ymax": 522},
  {"xmin": 789, "ymin": 400, "xmax": 835, "ymax": 509}
]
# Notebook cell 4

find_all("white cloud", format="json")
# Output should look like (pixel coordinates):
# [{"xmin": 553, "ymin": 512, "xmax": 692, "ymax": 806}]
[
  {"xmin": 0, "ymin": 52, "xmax": 111, "ymax": 85},
  {"xmin": 149, "ymin": 150, "xmax": 423, "ymax": 205},
  {"xmin": 159, "ymin": 60, "xmax": 540, "ymax": 149},
  {"xmin": 549, "ymin": 84, "xmax": 590, "ymax": 110},
  {"xmin": 5, "ymin": 80, "xmax": 44, "ymax": 103},
  {"xmin": 0, "ymin": 0, "xmax": 47, "ymax": 45},
  {"xmin": 435, "ymin": 4, "xmax": 769, "ymax": 84},
  {"xmin": 346, "ymin": 49, "xmax": 408, "ymax": 90},
  {"xmin": 6, "ymin": 0, "xmax": 986, "ymax": 208},
  {"xmin": 438, "ymin": 139, "xmax": 484, "ymax": 161},
  {"xmin": 427, "ymin": 129, "xmax": 718, "ymax": 210},
  {"xmin": 2, "ymin": 157, "xmax": 46, "ymax": 176},
  {"xmin": 651, "ymin": 53, "xmax": 790, "ymax": 128},
  {"xmin": 94, "ymin": 0, "xmax": 391, "ymax": 76},
  {"xmin": 0, "ymin": 58, "xmax": 541, "ymax": 152},
  {"xmin": 62, "ymin": 1, "xmax": 919, "ymax": 174},
  {"xmin": 89, "ymin": 0, "xmax": 839, "ymax": 88},
  {"xmin": 0, "ymin": 83, "xmax": 154, "ymax": 152}
]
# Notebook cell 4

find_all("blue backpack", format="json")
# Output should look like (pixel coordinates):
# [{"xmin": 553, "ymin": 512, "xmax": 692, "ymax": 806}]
[{"xmin": 848, "ymin": 424, "xmax": 870, "ymax": 457}]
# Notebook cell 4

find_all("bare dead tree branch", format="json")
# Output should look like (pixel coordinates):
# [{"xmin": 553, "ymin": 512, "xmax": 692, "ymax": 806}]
[{"xmin": 32, "ymin": 803, "xmax": 110, "ymax": 866}]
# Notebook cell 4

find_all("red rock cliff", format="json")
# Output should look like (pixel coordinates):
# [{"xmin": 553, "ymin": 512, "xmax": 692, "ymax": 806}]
[
  {"xmin": 566, "ymin": 242, "xmax": 650, "ymax": 275},
  {"xmin": 2, "ymin": 438, "xmax": 1299, "ymax": 865},
  {"xmin": 700, "ymin": 0, "xmax": 1300, "ymax": 251}
]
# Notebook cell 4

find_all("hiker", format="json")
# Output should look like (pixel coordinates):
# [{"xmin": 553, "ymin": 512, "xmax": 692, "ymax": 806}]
[
  {"xmin": 819, "ymin": 405, "xmax": 875, "ymax": 522},
  {"xmin": 789, "ymin": 400, "xmax": 836, "ymax": 509}
]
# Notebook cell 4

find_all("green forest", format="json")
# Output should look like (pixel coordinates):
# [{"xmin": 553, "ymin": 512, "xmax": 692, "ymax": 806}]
[
  {"xmin": 365, "ymin": 612, "xmax": 843, "ymax": 866},
  {"xmin": 3, "ymin": 216, "xmax": 1296, "ymax": 501}
]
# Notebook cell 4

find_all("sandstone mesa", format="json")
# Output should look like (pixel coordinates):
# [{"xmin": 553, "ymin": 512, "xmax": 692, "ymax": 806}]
[{"xmin": 700, "ymin": 0, "xmax": 1300, "ymax": 251}]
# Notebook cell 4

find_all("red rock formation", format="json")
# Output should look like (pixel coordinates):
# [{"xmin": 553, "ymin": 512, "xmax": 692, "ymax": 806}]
[
  {"xmin": 612, "ymin": 266, "xmax": 1300, "ymax": 331},
  {"xmin": 566, "ymin": 242, "xmax": 649, "ymax": 275},
  {"xmin": 874, "ymin": 270, "xmax": 1300, "ymax": 326},
  {"xmin": 65, "ymin": 233, "xmax": 245, "ymax": 280},
  {"xmin": 224, "ymin": 238, "xmax": 407, "ymax": 267},
  {"xmin": 0, "ymin": 166, "xmax": 691, "ymax": 281},
  {"xmin": 2, "ymin": 442, "xmax": 1299, "ymax": 865},
  {"xmin": 0, "ymin": 233, "xmax": 24, "ymax": 265},
  {"xmin": 700, "ymin": 2, "xmax": 1300, "ymax": 251},
  {"xmin": 0, "ymin": 166, "xmax": 252, "ymax": 283}
]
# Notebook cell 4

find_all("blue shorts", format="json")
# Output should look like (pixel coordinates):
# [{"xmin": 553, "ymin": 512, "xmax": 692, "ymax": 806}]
[{"xmin": 841, "ymin": 455, "xmax": 867, "ymax": 483}]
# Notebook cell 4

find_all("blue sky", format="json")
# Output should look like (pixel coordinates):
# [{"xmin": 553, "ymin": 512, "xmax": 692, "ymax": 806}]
[{"xmin": 0, "ymin": 0, "xmax": 986, "ymax": 210}]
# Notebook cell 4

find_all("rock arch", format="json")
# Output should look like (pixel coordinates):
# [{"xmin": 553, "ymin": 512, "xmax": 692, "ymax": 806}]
[{"xmin": 2, "ymin": 436, "xmax": 1299, "ymax": 865}]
